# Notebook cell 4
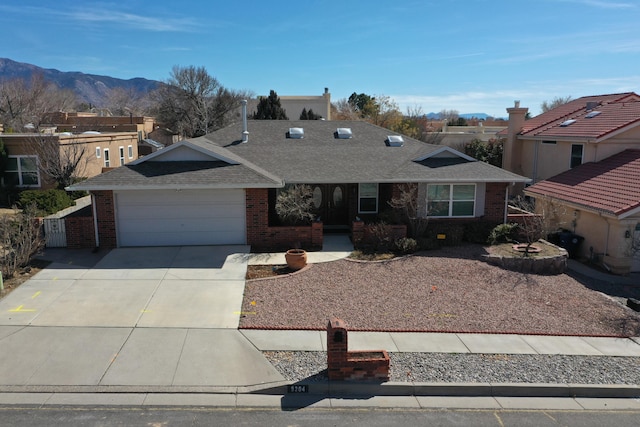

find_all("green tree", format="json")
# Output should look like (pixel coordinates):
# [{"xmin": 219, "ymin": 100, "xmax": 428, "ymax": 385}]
[
  {"xmin": 253, "ymin": 90, "xmax": 288, "ymax": 119},
  {"xmin": 299, "ymin": 108, "xmax": 322, "ymax": 120},
  {"xmin": 464, "ymin": 138, "xmax": 504, "ymax": 167}
]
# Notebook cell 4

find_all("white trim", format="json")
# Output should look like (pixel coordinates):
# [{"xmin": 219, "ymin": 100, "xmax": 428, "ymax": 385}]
[
  {"xmin": 413, "ymin": 146, "xmax": 477, "ymax": 162},
  {"xmin": 426, "ymin": 183, "xmax": 476, "ymax": 218},
  {"xmin": 5, "ymin": 155, "xmax": 41, "ymax": 187},
  {"xmin": 358, "ymin": 183, "xmax": 379, "ymax": 214},
  {"xmin": 129, "ymin": 140, "xmax": 240, "ymax": 165},
  {"xmin": 103, "ymin": 148, "xmax": 111, "ymax": 167},
  {"xmin": 128, "ymin": 145, "xmax": 133, "ymax": 159},
  {"xmin": 96, "ymin": 147, "xmax": 101, "ymax": 158},
  {"xmin": 119, "ymin": 146, "xmax": 125, "ymax": 166}
]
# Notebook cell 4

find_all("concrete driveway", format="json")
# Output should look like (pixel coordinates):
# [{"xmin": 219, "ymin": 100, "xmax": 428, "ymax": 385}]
[
  {"xmin": 0, "ymin": 246, "xmax": 285, "ymax": 389},
  {"xmin": 0, "ymin": 245, "xmax": 249, "ymax": 328}
]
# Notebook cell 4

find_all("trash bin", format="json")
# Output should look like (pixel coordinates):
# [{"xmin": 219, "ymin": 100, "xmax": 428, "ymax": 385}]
[{"xmin": 557, "ymin": 231, "xmax": 584, "ymax": 259}]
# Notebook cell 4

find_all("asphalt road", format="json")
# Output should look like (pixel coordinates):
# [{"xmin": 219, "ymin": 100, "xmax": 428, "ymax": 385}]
[{"xmin": 1, "ymin": 407, "xmax": 640, "ymax": 426}]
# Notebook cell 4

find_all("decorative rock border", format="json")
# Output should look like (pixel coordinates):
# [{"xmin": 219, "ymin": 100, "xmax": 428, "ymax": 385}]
[{"xmin": 481, "ymin": 240, "xmax": 568, "ymax": 275}]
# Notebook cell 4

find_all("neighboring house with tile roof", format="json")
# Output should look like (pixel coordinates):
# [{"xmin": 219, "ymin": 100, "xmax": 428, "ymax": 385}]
[
  {"xmin": 67, "ymin": 116, "xmax": 529, "ymax": 251},
  {"xmin": 525, "ymin": 149, "xmax": 640, "ymax": 274},
  {"xmin": 508, "ymin": 93, "xmax": 640, "ymax": 274}
]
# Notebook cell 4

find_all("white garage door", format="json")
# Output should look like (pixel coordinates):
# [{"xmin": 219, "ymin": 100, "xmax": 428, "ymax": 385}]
[{"xmin": 115, "ymin": 189, "xmax": 246, "ymax": 247}]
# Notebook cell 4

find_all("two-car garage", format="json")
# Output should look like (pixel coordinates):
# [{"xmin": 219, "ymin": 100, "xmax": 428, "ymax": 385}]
[{"xmin": 114, "ymin": 189, "xmax": 246, "ymax": 247}]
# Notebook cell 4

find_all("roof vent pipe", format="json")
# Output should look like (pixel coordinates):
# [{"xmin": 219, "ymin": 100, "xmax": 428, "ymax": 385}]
[{"xmin": 241, "ymin": 100, "xmax": 249, "ymax": 143}]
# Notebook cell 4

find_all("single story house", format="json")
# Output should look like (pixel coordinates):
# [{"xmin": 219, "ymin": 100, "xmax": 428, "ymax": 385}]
[{"xmin": 66, "ymin": 116, "xmax": 529, "ymax": 250}]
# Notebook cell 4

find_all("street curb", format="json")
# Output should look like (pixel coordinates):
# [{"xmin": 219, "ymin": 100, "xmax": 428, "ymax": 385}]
[{"xmin": 1, "ymin": 382, "xmax": 639, "ymax": 399}]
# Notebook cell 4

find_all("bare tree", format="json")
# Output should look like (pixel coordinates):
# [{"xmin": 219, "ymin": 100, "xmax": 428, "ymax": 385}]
[
  {"xmin": 151, "ymin": 65, "xmax": 251, "ymax": 138},
  {"xmin": 541, "ymin": 96, "xmax": 572, "ymax": 113},
  {"xmin": 0, "ymin": 204, "xmax": 44, "ymax": 279},
  {"xmin": 27, "ymin": 134, "xmax": 90, "ymax": 189},
  {"xmin": 104, "ymin": 86, "xmax": 153, "ymax": 116},
  {"xmin": 510, "ymin": 196, "xmax": 568, "ymax": 256},
  {"xmin": 388, "ymin": 183, "xmax": 429, "ymax": 238},
  {"xmin": 0, "ymin": 74, "xmax": 77, "ymax": 131}
]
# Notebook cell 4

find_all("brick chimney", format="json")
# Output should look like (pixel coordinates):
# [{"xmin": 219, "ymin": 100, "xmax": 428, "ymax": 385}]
[{"xmin": 502, "ymin": 100, "xmax": 528, "ymax": 175}]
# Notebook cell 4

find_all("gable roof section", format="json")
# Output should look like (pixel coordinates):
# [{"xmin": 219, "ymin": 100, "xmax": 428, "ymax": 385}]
[
  {"xmin": 524, "ymin": 149, "xmax": 640, "ymax": 217},
  {"xmin": 516, "ymin": 92, "xmax": 640, "ymax": 141},
  {"xmin": 67, "ymin": 139, "xmax": 283, "ymax": 191}
]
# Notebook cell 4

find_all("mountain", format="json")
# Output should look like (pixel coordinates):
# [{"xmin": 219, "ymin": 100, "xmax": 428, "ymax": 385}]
[
  {"xmin": 0, "ymin": 58, "xmax": 160, "ymax": 107},
  {"xmin": 426, "ymin": 112, "xmax": 492, "ymax": 120}
]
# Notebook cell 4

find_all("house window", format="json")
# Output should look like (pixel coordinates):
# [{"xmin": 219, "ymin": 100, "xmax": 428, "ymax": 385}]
[
  {"xmin": 427, "ymin": 184, "xmax": 475, "ymax": 217},
  {"xmin": 104, "ymin": 149, "xmax": 110, "ymax": 167},
  {"xmin": 358, "ymin": 183, "xmax": 378, "ymax": 213},
  {"xmin": 128, "ymin": 145, "xmax": 133, "ymax": 159},
  {"xmin": 96, "ymin": 147, "xmax": 101, "ymax": 158},
  {"xmin": 570, "ymin": 144, "xmax": 583, "ymax": 168},
  {"xmin": 119, "ymin": 147, "xmax": 125, "ymax": 166},
  {"xmin": 3, "ymin": 156, "xmax": 40, "ymax": 187}
]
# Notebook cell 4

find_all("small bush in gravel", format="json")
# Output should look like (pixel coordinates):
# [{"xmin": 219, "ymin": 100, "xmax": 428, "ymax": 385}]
[
  {"xmin": 488, "ymin": 223, "xmax": 519, "ymax": 245},
  {"xmin": 393, "ymin": 237, "xmax": 418, "ymax": 254}
]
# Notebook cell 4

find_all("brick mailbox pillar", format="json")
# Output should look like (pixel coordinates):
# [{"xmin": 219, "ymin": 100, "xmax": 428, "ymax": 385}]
[
  {"xmin": 326, "ymin": 317, "xmax": 390, "ymax": 382},
  {"xmin": 327, "ymin": 318, "xmax": 348, "ymax": 380}
]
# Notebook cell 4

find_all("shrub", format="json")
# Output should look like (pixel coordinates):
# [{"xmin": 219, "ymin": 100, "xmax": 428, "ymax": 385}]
[
  {"xmin": 18, "ymin": 189, "xmax": 73, "ymax": 216},
  {"xmin": 393, "ymin": 237, "xmax": 418, "ymax": 254},
  {"xmin": 488, "ymin": 223, "xmax": 519, "ymax": 245}
]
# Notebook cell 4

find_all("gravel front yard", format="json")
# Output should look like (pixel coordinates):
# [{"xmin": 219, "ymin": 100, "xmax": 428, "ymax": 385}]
[{"xmin": 240, "ymin": 245, "xmax": 640, "ymax": 337}]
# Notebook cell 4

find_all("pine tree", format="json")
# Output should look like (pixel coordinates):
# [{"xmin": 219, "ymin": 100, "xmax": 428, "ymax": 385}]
[{"xmin": 253, "ymin": 90, "xmax": 288, "ymax": 119}]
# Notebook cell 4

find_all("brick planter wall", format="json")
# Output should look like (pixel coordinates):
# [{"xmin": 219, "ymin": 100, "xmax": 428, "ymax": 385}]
[{"xmin": 246, "ymin": 188, "xmax": 323, "ymax": 251}]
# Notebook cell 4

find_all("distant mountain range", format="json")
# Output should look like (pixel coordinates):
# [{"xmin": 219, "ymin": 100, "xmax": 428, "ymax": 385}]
[
  {"xmin": 0, "ymin": 58, "xmax": 160, "ymax": 107},
  {"xmin": 425, "ymin": 112, "xmax": 492, "ymax": 120}
]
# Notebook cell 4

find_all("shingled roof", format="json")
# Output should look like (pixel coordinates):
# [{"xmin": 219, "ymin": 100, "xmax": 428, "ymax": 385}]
[{"xmin": 524, "ymin": 149, "xmax": 640, "ymax": 217}]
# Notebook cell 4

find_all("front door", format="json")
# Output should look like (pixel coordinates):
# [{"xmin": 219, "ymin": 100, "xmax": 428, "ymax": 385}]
[{"xmin": 312, "ymin": 184, "xmax": 349, "ymax": 227}]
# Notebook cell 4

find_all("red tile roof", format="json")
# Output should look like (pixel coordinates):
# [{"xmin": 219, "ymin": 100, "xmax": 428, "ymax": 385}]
[
  {"xmin": 524, "ymin": 149, "xmax": 640, "ymax": 216},
  {"xmin": 500, "ymin": 92, "xmax": 640, "ymax": 140}
]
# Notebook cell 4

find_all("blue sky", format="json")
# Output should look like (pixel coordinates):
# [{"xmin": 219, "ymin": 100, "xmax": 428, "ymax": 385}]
[{"xmin": 1, "ymin": 0, "xmax": 639, "ymax": 117}]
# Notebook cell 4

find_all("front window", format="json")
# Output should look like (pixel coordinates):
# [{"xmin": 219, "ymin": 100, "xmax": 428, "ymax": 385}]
[
  {"xmin": 3, "ymin": 156, "xmax": 40, "ymax": 187},
  {"xmin": 358, "ymin": 183, "xmax": 378, "ymax": 213},
  {"xmin": 570, "ymin": 144, "xmax": 583, "ymax": 168},
  {"xmin": 119, "ymin": 147, "xmax": 125, "ymax": 166},
  {"xmin": 104, "ymin": 149, "xmax": 110, "ymax": 167},
  {"xmin": 427, "ymin": 184, "xmax": 475, "ymax": 217},
  {"xmin": 128, "ymin": 145, "xmax": 133, "ymax": 159},
  {"xmin": 96, "ymin": 147, "xmax": 101, "ymax": 158}
]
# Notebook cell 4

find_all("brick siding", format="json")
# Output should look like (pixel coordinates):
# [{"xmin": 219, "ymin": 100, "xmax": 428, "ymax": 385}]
[{"xmin": 246, "ymin": 188, "xmax": 323, "ymax": 251}]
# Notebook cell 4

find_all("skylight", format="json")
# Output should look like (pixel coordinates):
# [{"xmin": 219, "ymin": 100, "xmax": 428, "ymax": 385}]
[
  {"xmin": 288, "ymin": 127, "xmax": 304, "ymax": 139},
  {"xmin": 585, "ymin": 111, "xmax": 601, "ymax": 118},
  {"xmin": 386, "ymin": 135, "xmax": 404, "ymax": 147},
  {"xmin": 560, "ymin": 119, "xmax": 576, "ymax": 127},
  {"xmin": 336, "ymin": 128, "xmax": 353, "ymax": 139}
]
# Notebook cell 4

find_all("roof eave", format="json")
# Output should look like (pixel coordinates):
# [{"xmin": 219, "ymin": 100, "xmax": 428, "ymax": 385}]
[{"xmin": 66, "ymin": 182, "xmax": 282, "ymax": 191}]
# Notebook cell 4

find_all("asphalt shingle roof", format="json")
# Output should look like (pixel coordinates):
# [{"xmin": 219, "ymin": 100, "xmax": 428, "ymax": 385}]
[
  {"xmin": 197, "ymin": 120, "xmax": 528, "ymax": 184},
  {"xmin": 70, "ymin": 161, "xmax": 281, "ymax": 190},
  {"xmin": 524, "ymin": 149, "xmax": 640, "ymax": 217}
]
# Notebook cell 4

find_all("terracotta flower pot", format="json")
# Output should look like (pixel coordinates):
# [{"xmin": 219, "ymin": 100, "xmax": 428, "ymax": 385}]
[{"xmin": 285, "ymin": 249, "xmax": 307, "ymax": 270}]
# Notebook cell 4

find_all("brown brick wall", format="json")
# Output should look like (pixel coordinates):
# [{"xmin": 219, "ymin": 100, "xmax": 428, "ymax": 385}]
[
  {"xmin": 65, "ymin": 216, "xmax": 95, "ymax": 248},
  {"xmin": 93, "ymin": 190, "xmax": 117, "ymax": 248},
  {"xmin": 246, "ymin": 188, "xmax": 323, "ymax": 251},
  {"xmin": 484, "ymin": 182, "xmax": 508, "ymax": 222}
]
